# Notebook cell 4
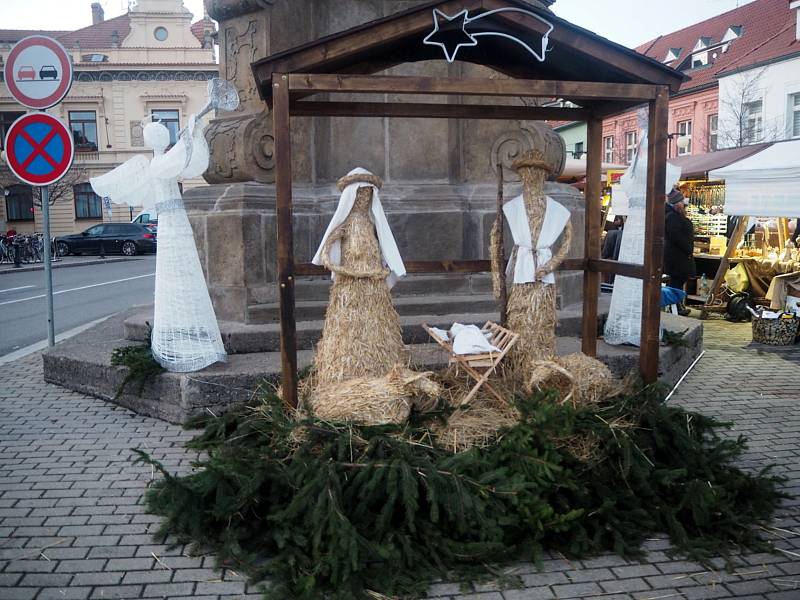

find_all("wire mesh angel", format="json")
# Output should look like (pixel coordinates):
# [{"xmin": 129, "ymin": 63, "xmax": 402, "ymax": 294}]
[{"xmin": 90, "ymin": 112, "xmax": 225, "ymax": 372}]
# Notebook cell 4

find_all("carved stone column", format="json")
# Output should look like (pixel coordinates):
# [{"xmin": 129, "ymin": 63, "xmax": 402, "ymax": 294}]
[{"xmin": 203, "ymin": 0, "xmax": 310, "ymax": 184}]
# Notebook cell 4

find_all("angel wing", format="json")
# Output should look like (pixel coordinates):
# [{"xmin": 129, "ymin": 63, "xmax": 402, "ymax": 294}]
[
  {"xmin": 90, "ymin": 155, "xmax": 157, "ymax": 209},
  {"xmin": 180, "ymin": 116, "xmax": 209, "ymax": 179},
  {"xmin": 149, "ymin": 116, "xmax": 209, "ymax": 181}
]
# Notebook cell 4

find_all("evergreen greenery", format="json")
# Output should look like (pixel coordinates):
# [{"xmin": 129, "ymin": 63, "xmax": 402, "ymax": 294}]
[
  {"xmin": 110, "ymin": 344, "xmax": 165, "ymax": 399},
  {"xmin": 134, "ymin": 385, "xmax": 786, "ymax": 600}
]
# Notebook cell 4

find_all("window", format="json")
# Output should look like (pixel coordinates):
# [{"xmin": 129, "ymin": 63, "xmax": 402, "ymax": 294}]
[
  {"xmin": 603, "ymin": 136, "xmax": 614, "ymax": 163},
  {"xmin": 0, "ymin": 111, "xmax": 24, "ymax": 149},
  {"xmin": 677, "ymin": 120, "xmax": 692, "ymax": 155},
  {"xmin": 81, "ymin": 53, "xmax": 108, "ymax": 62},
  {"xmin": 792, "ymin": 94, "xmax": 800, "ymax": 139},
  {"xmin": 573, "ymin": 142, "xmax": 584, "ymax": 159},
  {"xmin": 152, "ymin": 109, "xmax": 179, "ymax": 146},
  {"xmin": 68, "ymin": 111, "xmax": 98, "ymax": 151},
  {"xmin": 743, "ymin": 100, "xmax": 763, "ymax": 143},
  {"xmin": 74, "ymin": 183, "xmax": 103, "ymax": 219},
  {"xmin": 625, "ymin": 131, "xmax": 638, "ymax": 163},
  {"xmin": 707, "ymin": 114, "xmax": 718, "ymax": 151},
  {"xmin": 5, "ymin": 184, "xmax": 34, "ymax": 221},
  {"xmin": 154, "ymin": 27, "xmax": 168, "ymax": 41}
]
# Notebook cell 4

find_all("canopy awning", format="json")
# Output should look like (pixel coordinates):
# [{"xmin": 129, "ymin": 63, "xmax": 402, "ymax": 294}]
[
  {"xmin": 667, "ymin": 143, "xmax": 771, "ymax": 180},
  {"xmin": 709, "ymin": 139, "xmax": 800, "ymax": 218}
]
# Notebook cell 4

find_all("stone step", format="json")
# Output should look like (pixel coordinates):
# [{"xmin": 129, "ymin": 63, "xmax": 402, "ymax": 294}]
[
  {"xmin": 124, "ymin": 299, "xmax": 608, "ymax": 355},
  {"xmin": 44, "ymin": 307, "xmax": 703, "ymax": 425},
  {"xmin": 291, "ymin": 273, "xmax": 494, "ymax": 301},
  {"xmin": 248, "ymin": 293, "xmax": 501, "ymax": 322}
]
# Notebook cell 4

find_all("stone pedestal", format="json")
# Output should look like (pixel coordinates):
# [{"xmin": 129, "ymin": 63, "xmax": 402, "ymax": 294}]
[{"xmin": 185, "ymin": 180, "xmax": 585, "ymax": 324}]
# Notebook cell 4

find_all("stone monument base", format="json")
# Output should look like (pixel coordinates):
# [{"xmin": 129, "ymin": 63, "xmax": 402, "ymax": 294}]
[{"xmin": 42, "ymin": 299, "xmax": 702, "ymax": 425}]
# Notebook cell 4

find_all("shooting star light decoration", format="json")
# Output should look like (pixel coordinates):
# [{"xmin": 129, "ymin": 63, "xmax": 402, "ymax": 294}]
[{"xmin": 423, "ymin": 7, "xmax": 554, "ymax": 64}]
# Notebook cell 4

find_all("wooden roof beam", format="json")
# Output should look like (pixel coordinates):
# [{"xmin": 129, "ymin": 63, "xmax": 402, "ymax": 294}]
[
  {"xmin": 286, "ymin": 74, "xmax": 658, "ymax": 101},
  {"xmin": 289, "ymin": 100, "xmax": 591, "ymax": 121}
]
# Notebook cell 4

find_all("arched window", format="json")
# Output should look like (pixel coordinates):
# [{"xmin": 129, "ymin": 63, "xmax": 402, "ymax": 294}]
[
  {"xmin": 74, "ymin": 183, "xmax": 103, "ymax": 219},
  {"xmin": 5, "ymin": 184, "xmax": 34, "ymax": 221}
]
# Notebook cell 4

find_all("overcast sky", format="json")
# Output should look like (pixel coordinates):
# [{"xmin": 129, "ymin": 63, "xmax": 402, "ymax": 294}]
[{"xmin": 0, "ymin": 0, "xmax": 756, "ymax": 49}]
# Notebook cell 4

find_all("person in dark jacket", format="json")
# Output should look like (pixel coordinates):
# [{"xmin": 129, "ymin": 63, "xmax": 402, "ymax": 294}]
[{"xmin": 664, "ymin": 188, "xmax": 696, "ymax": 306}]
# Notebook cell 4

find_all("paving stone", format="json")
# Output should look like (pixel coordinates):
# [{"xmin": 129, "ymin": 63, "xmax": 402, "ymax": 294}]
[{"xmin": 1, "ymin": 321, "xmax": 798, "ymax": 600}]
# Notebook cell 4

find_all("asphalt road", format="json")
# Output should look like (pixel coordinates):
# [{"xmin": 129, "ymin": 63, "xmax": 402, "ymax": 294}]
[{"xmin": 0, "ymin": 256, "xmax": 155, "ymax": 358}]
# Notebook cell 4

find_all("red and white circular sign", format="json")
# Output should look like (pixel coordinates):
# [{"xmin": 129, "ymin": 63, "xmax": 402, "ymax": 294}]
[
  {"xmin": 4, "ymin": 35, "xmax": 73, "ymax": 110},
  {"xmin": 5, "ymin": 113, "xmax": 74, "ymax": 186}
]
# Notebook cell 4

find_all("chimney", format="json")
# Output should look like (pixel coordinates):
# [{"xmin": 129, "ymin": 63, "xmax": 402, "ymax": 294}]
[
  {"xmin": 91, "ymin": 2, "xmax": 104, "ymax": 25},
  {"xmin": 792, "ymin": 1, "xmax": 800, "ymax": 41}
]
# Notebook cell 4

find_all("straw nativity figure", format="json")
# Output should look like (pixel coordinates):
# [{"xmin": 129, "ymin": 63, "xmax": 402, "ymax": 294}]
[
  {"xmin": 492, "ymin": 133, "xmax": 617, "ymax": 405},
  {"xmin": 305, "ymin": 168, "xmax": 440, "ymax": 423}
]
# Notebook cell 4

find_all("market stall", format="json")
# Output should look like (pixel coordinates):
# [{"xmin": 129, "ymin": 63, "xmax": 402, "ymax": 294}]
[{"xmin": 703, "ymin": 139, "xmax": 800, "ymax": 321}]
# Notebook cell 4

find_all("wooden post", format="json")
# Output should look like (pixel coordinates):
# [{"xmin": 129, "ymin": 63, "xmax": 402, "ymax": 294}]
[
  {"xmin": 272, "ymin": 73, "xmax": 299, "ymax": 409},
  {"xmin": 496, "ymin": 163, "xmax": 508, "ymax": 326},
  {"xmin": 582, "ymin": 114, "xmax": 603, "ymax": 356},
  {"xmin": 701, "ymin": 215, "xmax": 749, "ymax": 319},
  {"xmin": 640, "ymin": 86, "xmax": 669, "ymax": 384}
]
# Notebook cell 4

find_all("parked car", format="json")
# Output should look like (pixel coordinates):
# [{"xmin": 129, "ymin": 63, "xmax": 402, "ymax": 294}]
[
  {"xmin": 39, "ymin": 65, "xmax": 59, "ymax": 80},
  {"xmin": 16, "ymin": 66, "xmax": 35, "ymax": 80},
  {"xmin": 55, "ymin": 223, "xmax": 156, "ymax": 257},
  {"xmin": 132, "ymin": 209, "xmax": 158, "ymax": 226}
]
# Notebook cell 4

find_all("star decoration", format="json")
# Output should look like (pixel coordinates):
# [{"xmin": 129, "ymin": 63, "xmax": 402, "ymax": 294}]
[{"xmin": 423, "ymin": 9, "xmax": 478, "ymax": 63}]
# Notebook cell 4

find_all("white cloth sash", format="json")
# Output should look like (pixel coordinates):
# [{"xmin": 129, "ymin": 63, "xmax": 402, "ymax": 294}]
[
  {"xmin": 312, "ymin": 167, "xmax": 406, "ymax": 288},
  {"xmin": 503, "ymin": 195, "xmax": 571, "ymax": 286}
]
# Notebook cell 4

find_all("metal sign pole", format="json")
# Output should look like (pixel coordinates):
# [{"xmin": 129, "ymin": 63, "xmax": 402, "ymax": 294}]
[{"xmin": 41, "ymin": 185, "xmax": 55, "ymax": 346}]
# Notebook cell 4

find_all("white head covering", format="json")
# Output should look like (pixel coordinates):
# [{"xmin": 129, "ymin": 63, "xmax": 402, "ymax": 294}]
[{"xmin": 312, "ymin": 167, "xmax": 406, "ymax": 288}]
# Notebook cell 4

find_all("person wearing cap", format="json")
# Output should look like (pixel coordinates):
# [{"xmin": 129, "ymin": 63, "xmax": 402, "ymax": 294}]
[{"xmin": 664, "ymin": 187, "xmax": 696, "ymax": 315}]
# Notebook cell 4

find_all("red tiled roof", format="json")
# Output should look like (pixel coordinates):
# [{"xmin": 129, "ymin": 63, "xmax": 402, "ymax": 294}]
[
  {"xmin": 57, "ymin": 14, "xmax": 131, "ymax": 49},
  {"xmin": 635, "ymin": 0, "xmax": 800, "ymax": 94},
  {"xmin": 190, "ymin": 17, "xmax": 216, "ymax": 44},
  {"xmin": 1, "ymin": 13, "xmax": 213, "ymax": 51},
  {"xmin": 0, "ymin": 29, "xmax": 69, "ymax": 44}
]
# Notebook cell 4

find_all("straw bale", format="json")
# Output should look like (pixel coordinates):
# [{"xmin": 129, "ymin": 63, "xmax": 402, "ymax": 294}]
[
  {"xmin": 526, "ymin": 352, "xmax": 619, "ymax": 407},
  {"xmin": 307, "ymin": 367, "xmax": 442, "ymax": 426},
  {"xmin": 430, "ymin": 367, "xmax": 520, "ymax": 452}
]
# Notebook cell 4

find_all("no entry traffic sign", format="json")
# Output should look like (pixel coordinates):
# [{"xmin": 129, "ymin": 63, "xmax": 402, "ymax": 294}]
[
  {"xmin": 4, "ymin": 35, "xmax": 73, "ymax": 110},
  {"xmin": 4, "ymin": 112, "xmax": 74, "ymax": 186}
]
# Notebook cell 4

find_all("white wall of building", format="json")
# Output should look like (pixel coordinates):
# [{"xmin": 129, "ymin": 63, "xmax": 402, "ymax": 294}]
[{"xmin": 717, "ymin": 54, "xmax": 800, "ymax": 148}]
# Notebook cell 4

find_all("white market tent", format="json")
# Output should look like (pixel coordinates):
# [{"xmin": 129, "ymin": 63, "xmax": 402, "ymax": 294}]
[{"xmin": 709, "ymin": 139, "xmax": 800, "ymax": 218}]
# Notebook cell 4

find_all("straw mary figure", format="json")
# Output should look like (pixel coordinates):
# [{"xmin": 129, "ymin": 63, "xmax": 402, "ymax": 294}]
[{"xmin": 308, "ymin": 168, "xmax": 412, "ymax": 400}]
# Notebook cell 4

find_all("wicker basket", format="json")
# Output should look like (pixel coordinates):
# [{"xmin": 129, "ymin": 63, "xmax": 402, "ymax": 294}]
[{"xmin": 751, "ymin": 315, "xmax": 800, "ymax": 345}]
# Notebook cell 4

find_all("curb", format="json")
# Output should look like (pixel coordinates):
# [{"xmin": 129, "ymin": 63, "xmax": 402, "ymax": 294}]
[{"xmin": 0, "ymin": 257, "xmax": 139, "ymax": 275}]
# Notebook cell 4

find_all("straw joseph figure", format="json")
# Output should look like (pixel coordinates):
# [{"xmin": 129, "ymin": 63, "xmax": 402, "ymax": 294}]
[
  {"xmin": 491, "ymin": 129, "xmax": 620, "ymax": 406},
  {"xmin": 498, "ymin": 144, "xmax": 573, "ymax": 377},
  {"xmin": 310, "ymin": 168, "xmax": 409, "ymax": 390}
]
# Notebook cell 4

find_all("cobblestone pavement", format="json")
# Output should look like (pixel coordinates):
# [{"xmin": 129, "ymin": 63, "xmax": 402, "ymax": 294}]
[{"xmin": 1, "ymin": 319, "xmax": 799, "ymax": 600}]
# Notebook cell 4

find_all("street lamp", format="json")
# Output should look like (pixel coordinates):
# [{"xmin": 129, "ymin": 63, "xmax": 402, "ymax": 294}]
[{"xmin": 668, "ymin": 132, "xmax": 691, "ymax": 157}]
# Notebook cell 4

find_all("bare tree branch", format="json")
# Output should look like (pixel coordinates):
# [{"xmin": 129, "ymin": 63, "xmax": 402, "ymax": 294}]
[{"xmin": 31, "ymin": 166, "xmax": 89, "ymax": 208}]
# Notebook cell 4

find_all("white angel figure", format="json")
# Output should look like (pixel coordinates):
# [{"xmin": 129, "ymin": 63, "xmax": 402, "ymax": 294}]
[{"xmin": 90, "ymin": 115, "xmax": 226, "ymax": 372}]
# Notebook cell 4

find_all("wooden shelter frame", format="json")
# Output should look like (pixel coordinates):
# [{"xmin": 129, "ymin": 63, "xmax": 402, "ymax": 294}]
[{"xmin": 253, "ymin": 1, "xmax": 681, "ymax": 408}]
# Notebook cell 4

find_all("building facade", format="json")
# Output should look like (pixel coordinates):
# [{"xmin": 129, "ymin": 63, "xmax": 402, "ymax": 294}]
[
  {"xmin": 717, "ymin": 4, "xmax": 800, "ymax": 147},
  {"xmin": 599, "ymin": 0, "xmax": 797, "ymax": 165},
  {"xmin": 0, "ymin": 0, "xmax": 217, "ymax": 236}
]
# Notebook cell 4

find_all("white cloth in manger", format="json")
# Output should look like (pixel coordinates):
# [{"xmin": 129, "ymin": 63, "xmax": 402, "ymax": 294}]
[
  {"xmin": 312, "ymin": 167, "xmax": 406, "ymax": 288},
  {"xmin": 503, "ymin": 195, "xmax": 571, "ymax": 286},
  {"xmin": 449, "ymin": 323, "xmax": 500, "ymax": 355}
]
